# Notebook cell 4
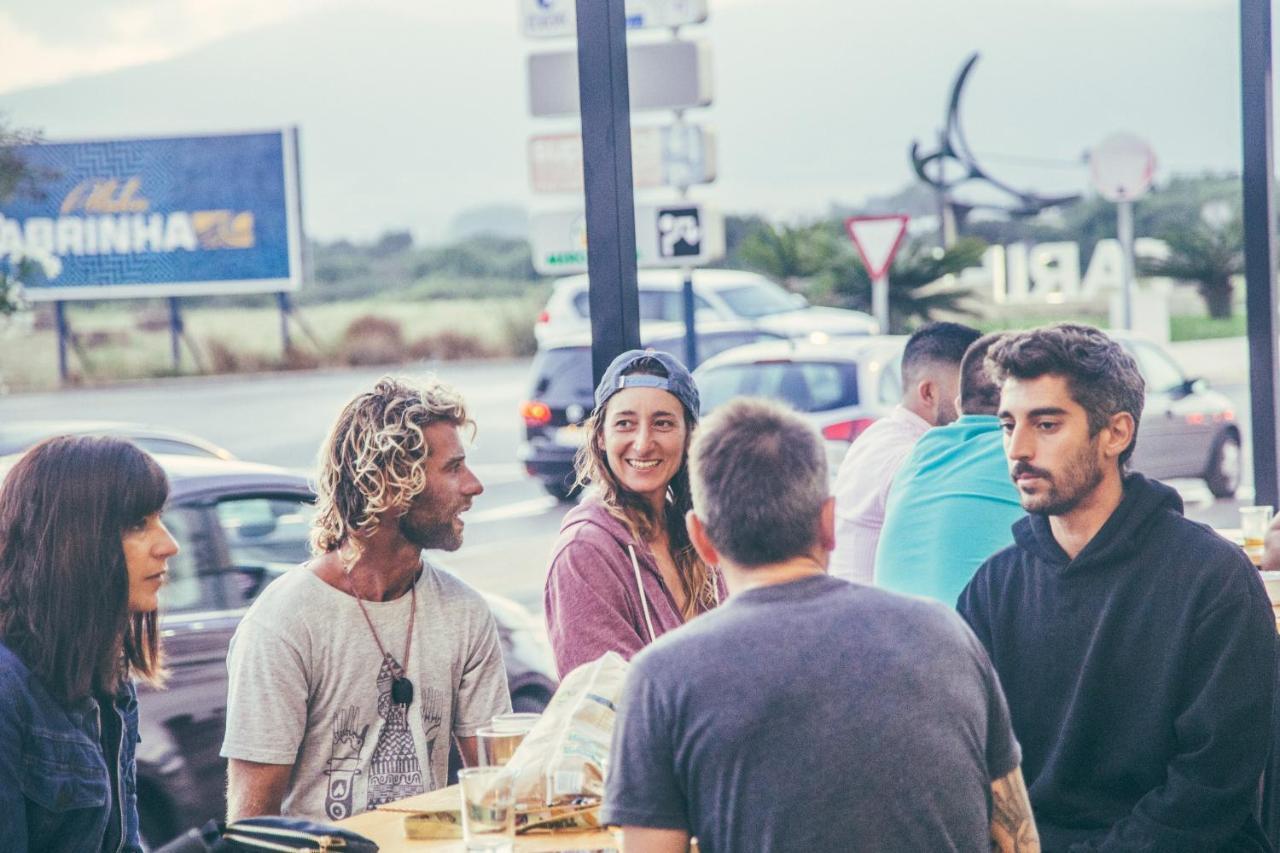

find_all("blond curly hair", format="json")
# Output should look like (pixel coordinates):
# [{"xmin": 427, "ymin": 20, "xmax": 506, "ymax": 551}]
[{"xmin": 311, "ymin": 375, "xmax": 470, "ymax": 558}]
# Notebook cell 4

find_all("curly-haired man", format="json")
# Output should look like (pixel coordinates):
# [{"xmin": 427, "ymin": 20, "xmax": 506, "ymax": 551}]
[
  {"xmin": 221, "ymin": 376, "xmax": 510, "ymax": 821},
  {"xmin": 958, "ymin": 324, "xmax": 1274, "ymax": 852}
]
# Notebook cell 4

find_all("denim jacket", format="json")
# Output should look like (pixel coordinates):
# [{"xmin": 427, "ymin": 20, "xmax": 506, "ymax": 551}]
[{"xmin": 0, "ymin": 642, "xmax": 142, "ymax": 852}]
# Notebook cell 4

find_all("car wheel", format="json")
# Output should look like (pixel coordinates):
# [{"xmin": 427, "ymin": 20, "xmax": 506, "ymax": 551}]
[
  {"xmin": 1205, "ymin": 429, "xmax": 1241, "ymax": 499},
  {"xmin": 542, "ymin": 478, "xmax": 580, "ymax": 503}
]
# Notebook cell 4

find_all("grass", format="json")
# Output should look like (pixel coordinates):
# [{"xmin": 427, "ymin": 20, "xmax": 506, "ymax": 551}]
[
  {"xmin": 1169, "ymin": 313, "xmax": 1246, "ymax": 342},
  {"xmin": 0, "ymin": 293, "xmax": 543, "ymax": 392}
]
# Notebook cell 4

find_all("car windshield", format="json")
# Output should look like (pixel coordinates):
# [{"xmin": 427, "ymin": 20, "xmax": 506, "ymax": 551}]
[
  {"xmin": 715, "ymin": 281, "xmax": 800, "ymax": 318},
  {"xmin": 698, "ymin": 361, "xmax": 859, "ymax": 414}
]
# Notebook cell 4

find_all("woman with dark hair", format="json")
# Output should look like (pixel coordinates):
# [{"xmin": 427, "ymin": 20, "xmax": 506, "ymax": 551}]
[
  {"xmin": 0, "ymin": 435, "xmax": 176, "ymax": 852},
  {"xmin": 544, "ymin": 350, "xmax": 723, "ymax": 677}
]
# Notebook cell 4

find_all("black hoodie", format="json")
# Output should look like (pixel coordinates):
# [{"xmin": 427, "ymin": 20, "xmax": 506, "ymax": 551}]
[{"xmin": 958, "ymin": 473, "xmax": 1276, "ymax": 853}]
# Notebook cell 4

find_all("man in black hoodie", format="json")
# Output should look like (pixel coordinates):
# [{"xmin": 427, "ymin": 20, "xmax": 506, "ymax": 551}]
[{"xmin": 958, "ymin": 323, "xmax": 1275, "ymax": 853}]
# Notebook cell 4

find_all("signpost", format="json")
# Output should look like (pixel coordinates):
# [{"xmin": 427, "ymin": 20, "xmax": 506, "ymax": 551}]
[
  {"xmin": 1089, "ymin": 133, "xmax": 1156, "ymax": 331},
  {"xmin": 529, "ymin": 123, "xmax": 716, "ymax": 194},
  {"xmin": 844, "ymin": 215, "xmax": 910, "ymax": 333},
  {"xmin": 530, "ymin": 202, "xmax": 725, "ymax": 275},
  {"xmin": 521, "ymin": 0, "xmax": 709, "ymax": 38},
  {"xmin": 528, "ymin": 39, "xmax": 713, "ymax": 118}
]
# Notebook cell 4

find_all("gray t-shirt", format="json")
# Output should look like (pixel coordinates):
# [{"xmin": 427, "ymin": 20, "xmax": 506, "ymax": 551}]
[
  {"xmin": 220, "ymin": 560, "xmax": 510, "ymax": 821},
  {"xmin": 603, "ymin": 574, "xmax": 1020, "ymax": 853}
]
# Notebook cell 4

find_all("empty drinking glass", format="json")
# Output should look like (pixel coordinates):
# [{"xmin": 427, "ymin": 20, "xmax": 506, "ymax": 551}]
[{"xmin": 458, "ymin": 767, "xmax": 515, "ymax": 852}]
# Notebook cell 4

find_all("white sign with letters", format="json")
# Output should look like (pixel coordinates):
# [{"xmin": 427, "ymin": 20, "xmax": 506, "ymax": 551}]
[
  {"xmin": 530, "ymin": 202, "xmax": 725, "ymax": 275},
  {"xmin": 520, "ymin": 0, "xmax": 709, "ymax": 38},
  {"xmin": 529, "ymin": 124, "xmax": 716, "ymax": 194}
]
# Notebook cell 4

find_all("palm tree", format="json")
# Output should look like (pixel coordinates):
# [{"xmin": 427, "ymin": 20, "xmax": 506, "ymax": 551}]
[
  {"xmin": 0, "ymin": 117, "xmax": 45, "ymax": 315},
  {"xmin": 1141, "ymin": 216, "xmax": 1242, "ymax": 319},
  {"xmin": 737, "ymin": 222, "xmax": 838, "ymax": 291},
  {"xmin": 818, "ymin": 237, "xmax": 986, "ymax": 333}
]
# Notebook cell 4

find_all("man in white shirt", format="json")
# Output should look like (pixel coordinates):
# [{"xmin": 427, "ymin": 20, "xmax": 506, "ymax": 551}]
[{"xmin": 828, "ymin": 322, "xmax": 980, "ymax": 583}]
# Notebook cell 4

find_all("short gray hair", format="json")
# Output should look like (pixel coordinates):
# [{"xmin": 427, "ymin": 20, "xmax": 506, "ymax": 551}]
[{"xmin": 688, "ymin": 398, "xmax": 828, "ymax": 567}]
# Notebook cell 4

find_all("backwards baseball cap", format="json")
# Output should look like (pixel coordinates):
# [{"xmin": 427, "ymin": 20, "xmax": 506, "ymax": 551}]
[{"xmin": 594, "ymin": 349, "xmax": 700, "ymax": 420}]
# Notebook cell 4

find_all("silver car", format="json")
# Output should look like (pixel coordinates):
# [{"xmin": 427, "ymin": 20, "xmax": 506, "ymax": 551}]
[{"xmin": 694, "ymin": 332, "xmax": 1242, "ymax": 499}]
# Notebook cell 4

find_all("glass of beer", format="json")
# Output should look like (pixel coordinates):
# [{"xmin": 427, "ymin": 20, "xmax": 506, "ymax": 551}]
[{"xmin": 1241, "ymin": 505, "xmax": 1273, "ymax": 566}]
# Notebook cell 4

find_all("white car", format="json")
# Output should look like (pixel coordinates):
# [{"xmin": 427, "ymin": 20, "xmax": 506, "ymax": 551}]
[{"xmin": 534, "ymin": 268, "xmax": 879, "ymax": 344}]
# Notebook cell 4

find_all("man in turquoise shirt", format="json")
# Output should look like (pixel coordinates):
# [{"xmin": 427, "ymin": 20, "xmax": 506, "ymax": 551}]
[{"xmin": 874, "ymin": 334, "xmax": 1024, "ymax": 606}]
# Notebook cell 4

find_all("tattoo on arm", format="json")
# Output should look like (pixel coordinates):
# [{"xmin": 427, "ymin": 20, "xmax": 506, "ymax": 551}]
[{"xmin": 990, "ymin": 766, "xmax": 1040, "ymax": 853}]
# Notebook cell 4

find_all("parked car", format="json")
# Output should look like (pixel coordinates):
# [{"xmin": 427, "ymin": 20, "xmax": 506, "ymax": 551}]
[
  {"xmin": 694, "ymin": 336, "xmax": 908, "ymax": 474},
  {"xmin": 693, "ymin": 332, "xmax": 1242, "ymax": 499},
  {"xmin": 0, "ymin": 451, "xmax": 559, "ymax": 848},
  {"xmin": 534, "ymin": 268, "xmax": 879, "ymax": 345},
  {"xmin": 519, "ymin": 321, "xmax": 789, "ymax": 500},
  {"xmin": 0, "ymin": 419, "xmax": 236, "ymax": 460}
]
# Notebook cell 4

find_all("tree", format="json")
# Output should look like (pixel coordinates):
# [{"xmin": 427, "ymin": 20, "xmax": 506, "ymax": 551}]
[
  {"xmin": 0, "ymin": 117, "xmax": 45, "ymax": 316},
  {"xmin": 737, "ymin": 222, "xmax": 839, "ymax": 291},
  {"xmin": 1141, "ymin": 215, "xmax": 1242, "ymax": 318},
  {"xmin": 817, "ymin": 237, "xmax": 987, "ymax": 333}
]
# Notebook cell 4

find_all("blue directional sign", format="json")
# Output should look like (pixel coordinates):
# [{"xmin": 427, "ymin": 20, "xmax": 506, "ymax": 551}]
[{"xmin": 0, "ymin": 129, "xmax": 303, "ymax": 301}]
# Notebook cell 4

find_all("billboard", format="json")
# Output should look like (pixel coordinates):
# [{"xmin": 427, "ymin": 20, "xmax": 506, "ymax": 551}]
[{"xmin": 0, "ymin": 129, "xmax": 303, "ymax": 301}]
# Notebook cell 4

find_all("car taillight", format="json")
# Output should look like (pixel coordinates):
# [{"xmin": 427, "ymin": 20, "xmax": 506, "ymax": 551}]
[
  {"xmin": 822, "ymin": 417, "xmax": 877, "ymax": 443},
  {"xmin": 521, "ymin": 401, "xmax": 552, "ymax": 427},
  {"xmin": 536, "ymin": 310, "xmax": 550, "ymax": 325}
]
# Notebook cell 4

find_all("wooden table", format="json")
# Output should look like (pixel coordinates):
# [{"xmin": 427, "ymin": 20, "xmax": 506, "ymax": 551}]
[{"xmin": 336, "ymin": 785, "xmax": 619, "ymax": 851}]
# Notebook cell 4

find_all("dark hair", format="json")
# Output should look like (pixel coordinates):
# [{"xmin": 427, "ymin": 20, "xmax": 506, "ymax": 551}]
[
  {"xmin": 986, "ymin": 323, "xmax": 1145, "ymax": 464},
  {"xmin": 0, "ymin": 435, "xmax": 168, "ymax": 705},
  {"xmin": 901, "ymin": 321, "xmax": 982, "ymax": 386},
  {"xmin": 959, "ymin": 333, "xmax": 1006, "ymax": 416},
  {"xmin": 574, "ymin": 357, "xmax": 715, "ymax": 617},
  {"xmin": 689, "ymin": 398, "xmax": 827, "ymax": 567}
]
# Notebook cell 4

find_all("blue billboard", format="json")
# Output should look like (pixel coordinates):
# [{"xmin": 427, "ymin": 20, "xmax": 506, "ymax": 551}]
[{"xmin": 0, "ymin": 129, "xmax": 302, "ymax": 300}]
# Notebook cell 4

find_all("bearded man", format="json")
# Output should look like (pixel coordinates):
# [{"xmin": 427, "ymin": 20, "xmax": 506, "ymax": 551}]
[
  {"xmin": 221, "ymin": 376, "xmax": 509, "ymax": 821},
  {"xmin": 958, "ymin": 324, "xmax": 1274, "ymax": 853}
]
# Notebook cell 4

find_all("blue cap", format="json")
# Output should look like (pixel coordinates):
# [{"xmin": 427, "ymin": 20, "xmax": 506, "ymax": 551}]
[{"xmin": 594, "ymin": 349, "xmax": 700, "ymax": 420}]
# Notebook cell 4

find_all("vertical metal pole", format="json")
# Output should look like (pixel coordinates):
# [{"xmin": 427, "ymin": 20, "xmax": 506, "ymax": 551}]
[
  {"xmin": 54, "ymin": 301, "xmax": 69, "ymax": 384},
  {"xmin": 872, "ymin": 275, "xmax": 890, "ymax": 334},
  {"xmin": 576, "ymin": 0, "xmax": 641, "ymax": 387},
  {"xmin": 168, "ymin": 296, "xmax": 182, "ymax": 371},
  {"xmin": 277, "ymin": 291, "xmax": 292, "ymax": 352},
  {"xmin": 1241, "ymin": 0, "xmax": 1279, "ymax": 508},
  {"xmin": 1117, "ymin": 201, "xmax": 1136, "ymax": 332},
  {"xmin": 681, "ymin": 267, "xmax": 698, "ymax": 368}
]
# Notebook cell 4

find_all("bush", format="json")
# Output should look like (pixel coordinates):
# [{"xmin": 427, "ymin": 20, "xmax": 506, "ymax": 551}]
[
  {"xmin": 408, "ymin": 330, "xmax": 495, "ymax": 361},
  {"xmin": 337, "ymin": 314, "xmax": 407, "ymax": 366}
]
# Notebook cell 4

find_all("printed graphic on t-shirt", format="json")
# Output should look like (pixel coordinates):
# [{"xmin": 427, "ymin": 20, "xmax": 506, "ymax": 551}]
[
  {"xmin": 367, "ymin": 653, "xmax": 425, "ymax": 809},
  {"xmin": 419, "ymin": 685, "xmax": 445, "ymax": 790},
  {"xmin": 323, "ymin": 705, "xmax": 369, "ymax": 821}
]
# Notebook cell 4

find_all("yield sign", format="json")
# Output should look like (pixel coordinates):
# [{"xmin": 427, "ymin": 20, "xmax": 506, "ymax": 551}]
[{"xmin": 844, "ymin": 215, "xmax": 910, "ymax": 280}]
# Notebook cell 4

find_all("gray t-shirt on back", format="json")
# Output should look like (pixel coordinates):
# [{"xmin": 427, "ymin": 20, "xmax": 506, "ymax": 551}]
[
  {"xmin": 603, "ymin": 574, "xmax": 1020, "ymax": 853},
  {"xmin": 220, "ymin": 560, "xmax": 510, "ymax": 821}
]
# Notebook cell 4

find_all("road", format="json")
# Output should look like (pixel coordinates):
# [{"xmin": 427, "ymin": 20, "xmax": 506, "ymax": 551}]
[{"xmin": 0, "ymin": 361, "xmax": 1255, "ymax": 613}]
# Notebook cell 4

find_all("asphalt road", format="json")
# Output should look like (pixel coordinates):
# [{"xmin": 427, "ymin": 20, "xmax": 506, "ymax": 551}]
[{"xmin": 0, "ymin": 363, "xmax": 1255, "ymax": 614}]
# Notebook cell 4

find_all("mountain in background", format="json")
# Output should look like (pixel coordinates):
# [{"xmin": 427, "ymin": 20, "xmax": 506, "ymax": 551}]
[{"xmin": 0, "ymin": 0, "xmax": 1242, "ymax": 244}]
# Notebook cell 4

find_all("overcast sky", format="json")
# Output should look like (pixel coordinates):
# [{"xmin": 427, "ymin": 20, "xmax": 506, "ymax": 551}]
[{"xmin": 0, "ymin": 0, "xmax": 1248, "ymax": 241}]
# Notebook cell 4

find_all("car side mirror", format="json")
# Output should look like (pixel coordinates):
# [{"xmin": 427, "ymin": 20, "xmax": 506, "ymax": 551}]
[
  {"xmin": 789, "ymin": 292, "xmax": 808, "ymax": 308},
  {"xmin": 1182, "ymin": 377, "xmax": 1209, "ymax": 396}
]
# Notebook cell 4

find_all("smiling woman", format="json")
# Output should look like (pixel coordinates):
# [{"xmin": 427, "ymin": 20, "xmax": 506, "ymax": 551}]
[
  {"xmin": 543, "ymin": 349, "xmax": 725, "ymax": 678},
  {"xmin": 0, "ymin": 435, "xmax": 172, "ymax": 851}
]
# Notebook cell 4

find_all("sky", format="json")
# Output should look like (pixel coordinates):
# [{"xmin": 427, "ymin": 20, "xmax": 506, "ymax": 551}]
[{"xmin": 0, "ymin": 0, "xmax": 1247, "ymax": 242}]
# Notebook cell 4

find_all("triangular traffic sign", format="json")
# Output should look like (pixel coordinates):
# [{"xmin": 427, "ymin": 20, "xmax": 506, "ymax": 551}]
[{"xmin": 844, "ymin": 215, "xmax": 910, "ymax": 280}]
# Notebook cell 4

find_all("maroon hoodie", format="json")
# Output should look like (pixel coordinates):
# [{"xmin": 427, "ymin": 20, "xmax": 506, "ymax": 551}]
[{"xmin": 544, "ymin": 494, "xmax": 723, "ymax": 678}]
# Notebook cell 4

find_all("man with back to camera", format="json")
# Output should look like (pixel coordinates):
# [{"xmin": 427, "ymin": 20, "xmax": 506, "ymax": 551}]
[
  {"xmin": 603, "ymin": 396, "xmax": 1040, "ymax": 853},
  {"xmin": 874, "ymin": 332, "xmax": 1024, "ymax": 604},
  {"xmin": 958, "ymin": 324, "xmax": 1275, "ymax": 852},
  {"xmin": 221, "ymin": 375, "xmax": 510, "ymax": 822},
  {"xmin": 828, "ymin": 321, "xmax": 981, "ymax": 584}
]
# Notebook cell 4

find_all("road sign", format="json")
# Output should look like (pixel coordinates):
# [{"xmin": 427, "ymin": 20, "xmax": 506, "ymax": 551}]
[
  {"xmin": 529, "ymin": 123, "xmax": 716, "ymax": 193},
  {"xmin": 528, "ymin": 39, "xmax": 713, "ymax": 118},
  {"xmin": 1089, "ymin": 133, "xmax": 1156, "ymax": 203},
  {"xmin": 844, "ymin": 215, "xmax": 910, "ymax": 280},
  {"xmin": 845, "ymin": 215, "xmax": 909, "ymax": 333},
  {"xmin": 531, "ymin": 202, "xmax": 725, "ymax": 274},
  {"xmin": 520, "ymin": 0, "xmax": 709, "ymax": 38}
]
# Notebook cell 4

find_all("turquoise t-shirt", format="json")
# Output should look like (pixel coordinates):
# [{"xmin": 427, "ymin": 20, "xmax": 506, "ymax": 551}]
[{"xmin": 874, "ymin": 414, "xmax": 1024, "ymax": 606}]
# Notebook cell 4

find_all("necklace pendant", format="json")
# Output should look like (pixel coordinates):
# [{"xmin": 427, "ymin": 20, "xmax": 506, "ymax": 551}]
[{"xmin": 391, "ymin": 676, "xmax": 414, "ymax": 706}]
